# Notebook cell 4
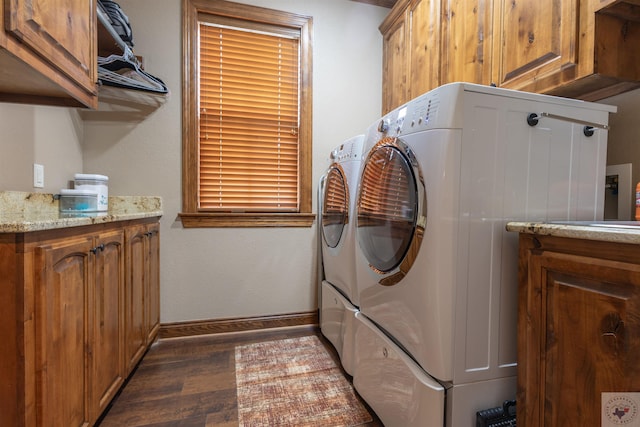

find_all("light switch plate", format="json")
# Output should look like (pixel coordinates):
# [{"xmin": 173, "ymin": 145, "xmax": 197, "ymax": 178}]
[{"xmin": 33, "ymin": 163, "xmax": 44, "ymax": 188}]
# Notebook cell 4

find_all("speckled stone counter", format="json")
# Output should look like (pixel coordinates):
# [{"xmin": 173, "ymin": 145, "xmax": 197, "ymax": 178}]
[
  {"xmin": 506, "ymin": 221, "xmax": 640, "ymax": 245},
  {"xmin": 0, "ymin": 191, "xmax": 163, "ymax": 233}
]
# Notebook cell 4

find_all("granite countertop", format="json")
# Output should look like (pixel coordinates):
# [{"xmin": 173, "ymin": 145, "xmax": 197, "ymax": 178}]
[
  {"xmin": 506, "ymin": 221, "xmax": 640, "ymax": 245},
  {"xmin": 0, "ymin": 191, "xmax": 163, "ymax": 233}
]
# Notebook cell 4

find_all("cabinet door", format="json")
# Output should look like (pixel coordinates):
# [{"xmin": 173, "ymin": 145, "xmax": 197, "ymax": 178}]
[
  {"xmin": 124, "ymin": 224, "xmax": 147, "ymax": 374},
  {"xmin": 492, "ymin": 0, "xmax": 579, "ymax": 91},
  {"xmin": 35, "ymin": 236, "xmax": 93, "ymax": 427},
  {"xmin": 5, "ymin": 0, "xmax": 96, "ymax": 94},
  {"xmin": 518, "ymin": 236, "xmax": 640, "ymax": 427},
  {"xmin": 381, "ymin": 8, "xmax": 409, "ymax": 113},
  {"xmin": 92, "ymin": 230, "xmax": 125, "ymax": 421},
  {"xmin": 408, "ymin": 0, "xmax": 441, "ymax": 98},
  {"xmin": 145, "ymin": 223, "xmax": 160, "ymax": 344},
  {"xmin": 441, "ymin": 0, "xmax": 494, "ymax": 86}
]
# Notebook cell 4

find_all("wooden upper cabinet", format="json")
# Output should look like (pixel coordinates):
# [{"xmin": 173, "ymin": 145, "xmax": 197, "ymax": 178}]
[
  {"xmin": 570, "ymin": 0, "xmax": 640, "ymax": 100},
  {"xmin": 381, "ymin": 0, "xmax": 484, "ymax": 112},
  {"xmin": 381, "ymin": 0, "xmax": 640, "ymax": 106},
  {"xmin": 408, "ymin": 0, "xmax": 441, "ymax": 99},
  {"xmin": 380, "ymin": 0, "xmax": 443, "ymax": 113},
  {"xmin": 380, "ymin": 0, "xmax": 410, "ymax": 113},
  {"xmin": 441, "ymin": 0, "xmax": 494, "ymax": 86},
  {"xmin": 0, "ymin": 0, "xmax": 97, "ymax": 108},
  {"xmin": 492, "ymin": 0, "xmax": 640, "ymax": 100},
  {"xmin": 7, "ymin": 0, "xmax": 95, "ymax": 94},
  {"xmin": 491, "ymin": 0, "xmax": 579, "ymax": 92}
]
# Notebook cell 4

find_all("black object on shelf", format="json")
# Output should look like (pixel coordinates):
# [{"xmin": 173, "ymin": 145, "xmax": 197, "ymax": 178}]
[
  {"xmin": 96, "ymin": 1, "xmax": 168, "ymax": 95},
  {"xmin": 98, "ymin": 0, "xmax": 134, "ymax": 47},
  {"xmin": 476, "ymin": 400, "xmax": 516, "ymax": 427}
]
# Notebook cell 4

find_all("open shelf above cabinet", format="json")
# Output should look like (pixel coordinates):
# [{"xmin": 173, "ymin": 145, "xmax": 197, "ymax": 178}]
[
  {"xmin": 88, "ymin": 4, "xmax": 169, "ymax": 119},
  {"xmin": 77, "ymin": 85, "xmax": 169, "ymax": 121}
]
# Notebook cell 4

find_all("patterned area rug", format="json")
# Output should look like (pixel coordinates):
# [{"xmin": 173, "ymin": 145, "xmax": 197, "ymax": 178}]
[{"xmin": 235, "ymin": 335, "xmax": 372, "ymax": 427}]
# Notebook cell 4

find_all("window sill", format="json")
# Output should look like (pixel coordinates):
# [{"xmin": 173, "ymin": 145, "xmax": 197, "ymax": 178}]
[{"xmin": 178, "ymin": 212, "xmax": 316, "ymax": 228}]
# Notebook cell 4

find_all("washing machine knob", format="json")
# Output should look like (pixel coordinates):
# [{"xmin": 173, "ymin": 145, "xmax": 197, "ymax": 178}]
[{"xmin": 377, "ymin": 119, "xmax": 390, "ymax": 133}]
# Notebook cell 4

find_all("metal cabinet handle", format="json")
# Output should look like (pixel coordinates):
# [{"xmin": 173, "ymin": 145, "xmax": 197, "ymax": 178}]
[{"xmin": 90, "ymin": 244, "xmax": 105, "ymax": 254}]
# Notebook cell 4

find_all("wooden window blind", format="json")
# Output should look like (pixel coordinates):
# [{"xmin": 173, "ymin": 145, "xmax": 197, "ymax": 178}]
[
  {"xmin": 181, "ymin": 0, "xmax": 313, "ymax": 227},
  {"xmin": 198, "ymin": 23, "xmax": 300, "ymax": 212}
]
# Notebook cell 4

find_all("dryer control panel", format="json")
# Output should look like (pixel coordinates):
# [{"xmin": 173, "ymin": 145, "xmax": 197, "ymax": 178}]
[
  {"xmin": 400, "ymin": 92, "xmax": 441, "ymax": 134},
  {"xmin": 396, "ymin": 83, "xmax": 471, "ymax": 135},
  {"xmin": 330, "ymin": 135, "xmax": 365, "ymax": 163}
]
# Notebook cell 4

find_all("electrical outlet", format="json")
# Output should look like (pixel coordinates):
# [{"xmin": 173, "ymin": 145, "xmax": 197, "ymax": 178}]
[{"xmin": 33, "ymin": 163, "xmax": 44, "ymax": 188}]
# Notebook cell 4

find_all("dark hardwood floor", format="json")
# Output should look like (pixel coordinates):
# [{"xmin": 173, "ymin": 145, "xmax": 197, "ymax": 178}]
[{"xmin": 96, "ymin": 326, "xmax": 382, "ymax": 426}]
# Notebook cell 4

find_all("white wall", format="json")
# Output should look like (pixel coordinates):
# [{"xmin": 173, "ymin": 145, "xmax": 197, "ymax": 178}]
[
  {"xmin": 604, "ymin": 87, "xmax": 640, "ymax": 219},
  {"xmin": 0, "ymin": 103, "xmax": 84, "ymax": 192},
  {"xmin": 81, "ymin": 0, "xmax": 389, "ymax": 323}
]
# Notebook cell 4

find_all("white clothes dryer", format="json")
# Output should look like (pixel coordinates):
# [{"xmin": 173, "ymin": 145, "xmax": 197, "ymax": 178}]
[
  {"xmin": 319, "ymin": 134, "xmax": 364, "ymax": 374},
  {"xmin": 352, "ymin": 82, "xmax": 615, "ymax": 425}
]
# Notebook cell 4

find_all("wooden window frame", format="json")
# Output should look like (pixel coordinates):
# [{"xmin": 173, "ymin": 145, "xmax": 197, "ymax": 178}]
[{"xmin": 180, "ymin": 0, "xmax": 314, "ymax": 228}]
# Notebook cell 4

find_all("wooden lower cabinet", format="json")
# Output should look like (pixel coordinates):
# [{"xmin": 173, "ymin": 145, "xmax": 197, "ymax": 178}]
[
  {"xmin": 0, "ymin": 217, "xmax": 160, "ymax": 427},
  {"xmin": 35, "ymin": 235, "xmax": 95, "ymax": 427},
  {"xmin": 516, "ymin": 233, "xmax": 640, "ymax": 427},
  {"xmin": 146, "ymin": 223, "xmax": 161, "ymax": 344},
  {"xmin": 125, "ymin": 222, "xmax": 160, "ymax": 374},
  {"xmin": 92, "ymin": 230, "xmax": 126, "ymax": 420}
]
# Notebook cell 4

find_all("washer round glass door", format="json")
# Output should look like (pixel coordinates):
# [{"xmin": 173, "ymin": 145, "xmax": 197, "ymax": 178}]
[
  {"xmin": 322, "ymin": 164, "xmax": 349, "ymax": 248},
  {"xmin": 357, "ymin": 137, "xmax": 425, "ymax": 285}
]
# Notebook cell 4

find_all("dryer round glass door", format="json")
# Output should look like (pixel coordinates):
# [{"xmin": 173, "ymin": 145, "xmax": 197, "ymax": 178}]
[
  {"xmin": 357, "ymin": 138, "xmax": 426, "ymax": 285},
  {"xmin": 322, "ymin": 164, "xmax": 349, "ymax": 248}
]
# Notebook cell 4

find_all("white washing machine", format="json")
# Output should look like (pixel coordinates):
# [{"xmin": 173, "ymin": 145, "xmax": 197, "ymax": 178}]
[
  {"xmin": 352, "ymin": 82, "xmax": 616, "ymax": 426},
  {"xmin": 319, "ymin": 134, "xmax": 364, "ymax": 375}
]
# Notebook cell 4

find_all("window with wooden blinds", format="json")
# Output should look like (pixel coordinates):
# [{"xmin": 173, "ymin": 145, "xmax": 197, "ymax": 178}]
[
  {"xmin": 199, "ymin": 24, "xmax": 299, "ymax": 212},
  {"xmin": 181, "ymin": 0, "xmax": 314, "ymax": 227}
]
